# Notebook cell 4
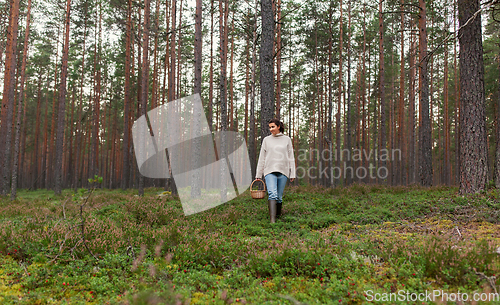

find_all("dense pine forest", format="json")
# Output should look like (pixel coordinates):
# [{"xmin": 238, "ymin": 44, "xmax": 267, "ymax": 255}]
[
  {"xmin": 1, "ymin": 1, "xmax": 500, "ymax": 303},
  {"xmin": 1, "ymin": 0, "xmax": 499, "ymax": 198}
]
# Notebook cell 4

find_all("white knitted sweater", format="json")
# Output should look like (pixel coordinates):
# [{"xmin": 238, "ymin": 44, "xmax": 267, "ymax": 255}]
[{"xmin": 255, "ymin": 132, "xmax": 296, "ymax": 179}]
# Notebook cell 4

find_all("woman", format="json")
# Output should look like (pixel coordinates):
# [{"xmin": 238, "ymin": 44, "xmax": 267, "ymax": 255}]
[{"xmin": 255, "ymin": 118, "xmax": 296, "ymax": 223}]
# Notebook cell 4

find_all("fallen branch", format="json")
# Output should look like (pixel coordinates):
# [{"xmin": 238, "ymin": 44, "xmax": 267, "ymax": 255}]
[
  {"xmin": 476, "ymin": 271, "xmax": 498, "ymax": 294},
  {"xmin": 455, "ymin": 226, "xmax": 462, "ymax": 240}
]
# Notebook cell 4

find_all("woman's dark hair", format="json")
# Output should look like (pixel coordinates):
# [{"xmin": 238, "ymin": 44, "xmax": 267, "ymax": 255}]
[{"xmin": 268, "ymin": 118, "xmax": 284, "ymax": 133}]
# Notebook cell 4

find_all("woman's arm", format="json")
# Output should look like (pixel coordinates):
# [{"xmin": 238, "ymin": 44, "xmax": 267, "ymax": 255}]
[{"xmin": 255, "ymin": 138, "xmax": 266, "ymax": 179}]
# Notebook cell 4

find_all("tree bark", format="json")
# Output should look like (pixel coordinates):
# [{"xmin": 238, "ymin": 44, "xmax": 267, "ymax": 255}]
[
  {"xmin": 260, "ymin": 0, "xmax": 275, "ymax": 141},
  {"xmin": 408, "ymin": 19, "xmax": 416, "ymax": 184},
  {"xmin": 337, "ymin": 0, "xmax": 343, "ymax": 186},
  {"xmin": 362, "ymin": 5, "xmax": 368, "ymax": 183},
  {"xmin": 0, "ymin": 0, "xmax": 20, "ymax": 195},
  {"xmin": 219, "ymin": 0, "xmax": 229, "ymax": 200},
  {"xmin": 161, "ymin": 0, "xmax": 170, "ymax": 105},
  {"xmin": 454, "ymin": 0, "xmax": 460, "ymax": 185},
  {"xmin": 151, "ymin": 0, "xmax": 160, "ymax": 110},
  {"xmin": 192, "ymin": 0, "xmax": 202, "ymax": 197},
  {"xmin": 66, "ymin": 88, "xmax": 75, "ymax": 188},
  {"xmin": 54, "ymin": 0, "xmax": 71, "ymax": 195},
  {"xmin": 138, "ymin": 0, "xmax": 150, "ymax": 196},
  {"xmin": 327, "ymin": 4, "xmax": 334, "ymax": 187},
  {"xmin": 11, "ymin": 0, "xmax": 31, "ymax": 199},
  {"xmin": 249, "ymin": 1, "xmax": 258, "ymax": 179},
  {"xmin": 121, "ymin": 0, "xmax": 132, "ymax": 190},
  {"xmin": 176, "ymin": 0, "xmax": 183, "ymax": 99},
  {"xmin": 496, "ymin": 34, "xmax": 500, "ymax": 189},
  {"xmin": 165, "ymin": 0, "xmax": 177, "ymax": 194},
  {"xmin": 346, "ymin": 0, "xmax": 352, "ymax": 186},
  {"xmin": 458, "ymin": 0, "xmax": 488, "ymax": 194},
  {"xmin": 418, "ymin": 0, "xmax": 433, "ymax": 186},
  {"xmin": 41, "ymin": 78, "xmax": 50, "ymax": 189},
  {"xmin": 378, "ymin": 0, "xmax": 386, "ymax": 184},
  {"xmin": 244, "ymin": 28, "xmax": 250, "ymax": 143},
  {"xmin": 444, "ymin": 26, "xmax": 450, "ymax": 185},
  {"xmin": 48, "ymin": 25, "xmax": 61, "ymax": 190},
  {"xmin": 275, "ymin": 0, "xmax": 281, "ymax": 120},
  {"xmin": 230, "ymin": 12, "xmax": 235, "ymax": 129},
  {"xmin": 399, "ymin": 0, "xmax": 405, "ymax": 186},
  {"xmin": 33, "ymin": 75, "xmax": 42, "ymax": 190}
]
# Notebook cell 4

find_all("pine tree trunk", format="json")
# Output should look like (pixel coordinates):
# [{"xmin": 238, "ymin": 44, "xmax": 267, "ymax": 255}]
[
  {"xmin": 48, "ymin": 26, "xmax": 62, "ymax": 190},
  {"xmin": 54, "ymin": 0, "xmax": 71, "ymax": 195},
  {"xmin": 362, "ymin": 5, "xmax": 367, "ymax": 183},
  {"xmin": 275, "ymin": 0, "xmax": 281, "ymax": 120},
  {"xmin": 399, "ymin": 0, "xmax": 405, "ymax": 185},
  {"xmin": 408, "ymin": 19, "xmax": 416, "ymax": 184},
  {"xmin": 165, "ymin": 0, "xmax": 177, "ymax": 194},
  {"xmin": 219, "ymin": 0, "xmax": 229, "ymax": 201},
  {"xmin": 138, "ymin": 0, "xmax": 150, "ymax": 196},
  {"xmin": 346, "ymin": 0, "xmax": 352, "ymax": 186},
  {"xmin": 454, "ymin": 0, "xmax": 460, "ymax": 185},
  {"xmin": 191, "ymin": 0, "xmax": 202, "ymax": 197},
  {"xmin": 208, "ymin": 0, "xmax": 213, "ymax": 131},
  {"xmin": 33, "ymin": 76, "xmax": 42, "ymax": 190},
  {"xmin": 311, "ymin": 25, "xmax": 318, "ymax": 186},
  {"xmin": 458, "ymin": 0, "xmax": 488, "ymax": 194},
  {"xmin": 244, "ymin": 31, "xmax": 249, "ymax": 143},
  {"xmin": 249, "ymin": 1, "xmax": 258, "ymax": 179},
  {"xmin": 11, "ymin": 0, "xmax": 31, "ymax": 199},
  {"xmin": 73, "ymin": 8, "xmax": 87, "ymax": 190},
  {"xmin": 378, "ymin": 0, "xmax": 386, "ymax": 184},
  {"xmin": 102, "ymin": 104, "xmax": 108, "ymax": 188},
  {"xmin": 41, "ymin": 78, "xmax": 50, "ymax": 189},
  {"xmin": 418, "ymin": 0, "xmax": 433, "ymax": 186},
  {"xmin": 230, "ymin": 13, "xmax": 235, "ymax": 129},
  {"xmin": 0, "ymin": 0, "xmax": 20, "ymax": 195},
  {"xmin": 19, "ymin": 86, "xmax": 28, "ymax": 188},
  {"xmin": 151, "ymin": 0, "xmax": 160, "ymax": 110},
  {"xmin": 260, "ymin": 0, "xmax": 275, "ymax": 141},
  {"xmin": 84, "ymin": 109, "xmax": 92, "ymax": 188},
  {"xmin": 336, "ymin": 0, "xmax": 343, "ymax": 186},
  {"xmin": 89, "ymin": 6, "xmax": 99, "ymax": 187},
  {"xmin": 496, "ymin": 34, "xmax": 500, "ymax": 188},
  {"xmin": 178, "ymin": 0, "xmax": 184, "ymax": 98},
  {"xmin": 327, "ymin": 5, "xmax": 334, "ymax": 187},
  {"xmin": 390, "ymin": 44, "xmax": 395, "ymax": 186},
  {"xmin": 444, "ymin": 30, "xmax": 450, "ymax": 185},
  {"xmin": 67, "ymin": 88, "xmax": 75, "ymax": 189},
  {"xmin": 121, "ymin": 0, "xmax": 132, "ymax": 190},
  {"xmin": 161, "ymin": 0, "xmax": 170, "ymax": 105},
  {"xmin": 113, "ymin": 104, "xmax": 119, "ymax": 188}
]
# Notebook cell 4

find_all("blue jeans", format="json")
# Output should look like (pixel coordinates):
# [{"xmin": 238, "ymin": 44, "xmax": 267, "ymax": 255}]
[{"xmin": 265, "ymin": 172, "xmax": 288, "ymax": 203}]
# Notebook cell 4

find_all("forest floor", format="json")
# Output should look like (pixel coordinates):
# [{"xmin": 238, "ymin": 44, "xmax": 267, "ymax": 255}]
[{"xmin": 0, "ymin": 184, "xmax": 499, "ymax": 304}]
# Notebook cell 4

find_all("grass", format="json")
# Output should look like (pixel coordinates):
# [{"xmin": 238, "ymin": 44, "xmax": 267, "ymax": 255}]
[{"xmin": 0, "ymin": 184, "xmax": 499, "ymax": 304}]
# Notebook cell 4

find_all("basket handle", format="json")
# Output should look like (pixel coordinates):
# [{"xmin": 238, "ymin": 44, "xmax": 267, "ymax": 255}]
[{"xmin": 251, "ymin": 179, "xmax": 266, "ymax": 191}]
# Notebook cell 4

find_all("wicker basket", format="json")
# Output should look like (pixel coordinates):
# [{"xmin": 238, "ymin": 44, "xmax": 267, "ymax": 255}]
[{"xmin": 250, "ymin": 179, "xmax": 266, "ymax": 199}]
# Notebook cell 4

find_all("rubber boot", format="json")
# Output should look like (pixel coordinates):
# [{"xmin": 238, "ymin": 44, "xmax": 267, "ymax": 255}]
[
  {"xmin": 277, "ymin": 202, "xmax": 282, "ymax": 218},
  {"xmin": 268, "ymin": 199, "xmax": 277, "ymax": 223}
]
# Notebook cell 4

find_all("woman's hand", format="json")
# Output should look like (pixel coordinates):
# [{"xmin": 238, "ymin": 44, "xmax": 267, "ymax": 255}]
[{"xmin": 290, "ymin": 178, "xmax": 295, "ymax": 182}]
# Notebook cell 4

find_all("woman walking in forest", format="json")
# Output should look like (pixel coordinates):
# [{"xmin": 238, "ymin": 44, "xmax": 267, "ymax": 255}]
[{"xmin": 255, "ymin": 118, "xmax": 296, "ymax": 223}]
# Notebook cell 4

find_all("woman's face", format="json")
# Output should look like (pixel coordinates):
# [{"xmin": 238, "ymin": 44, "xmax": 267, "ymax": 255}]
[{"xmin": 269, "ymin": 123, "xmax": 279, "ymax": 135}]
